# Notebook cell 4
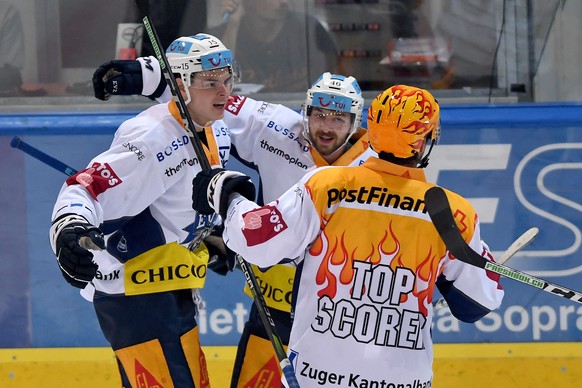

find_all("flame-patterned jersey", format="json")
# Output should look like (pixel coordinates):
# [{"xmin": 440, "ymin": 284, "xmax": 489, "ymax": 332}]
[
  {"xmin": 52, "ymin": 101, "xmax": 231, "ymax": 298},
  {"xmin": 223, "ymin": 156, "xmax": 504, "ymax": 387}
]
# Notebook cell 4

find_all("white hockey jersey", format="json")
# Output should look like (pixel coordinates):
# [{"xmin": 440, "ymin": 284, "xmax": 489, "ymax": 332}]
[
  {"xmin": 51, "ymin": 102, "xmax": 231, "ymax": 297},
  {"xmin": 222, "ymin": 157, "xmax": 504, "ymax": 387},
  {"xmin": 224, "ymin": 94, "xmax": 377, "ymax": 201},
  {"xmin": 223, "ymin": 95, "xmax": 378, "ymax": 312}
]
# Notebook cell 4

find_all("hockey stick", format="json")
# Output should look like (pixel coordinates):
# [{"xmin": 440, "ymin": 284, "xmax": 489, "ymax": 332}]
[
  {"xmin": 134, "ymin": 1, "xmax": 299, "ymax": 385},
  {"xmin": 10, "ymin": 137, "xmax": 240, "ymax": 273},
  {"xmin": 134, "ymin": 0, "xmax": 210, "ymax": 171},
  {"xmin": 497, "ymin": 227, "xmax": 539, "ymax": 263},
  {"xmin": 236, "ymin": 255, "xmax": 300, "ymax": 387},
  {"xmin": 12, "ymin": 136, "xmax": 300, "ymax": 385},
  {"xmin": 425, "ymin": 186, "xmax": 582, "ymax": 305},
  {"xmin": 433, "ymin": 226, "xmax": 539, "ymax": 310},
  {"xmin": 10, "ymin": 138, "xmax": 296, "ymax": 373},
  {"xmin": 10, "ymin": 136, "xmax": 78, "ymax": 176}
]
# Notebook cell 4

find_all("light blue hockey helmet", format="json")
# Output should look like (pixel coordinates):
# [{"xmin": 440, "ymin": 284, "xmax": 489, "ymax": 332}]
[
  {"xmin": 302, "ymin": 72, "xmax": 364, "ymax": 148},
  {"xmin": 166, "ymin": 33, "xmax": 237, "ymax": 103}
]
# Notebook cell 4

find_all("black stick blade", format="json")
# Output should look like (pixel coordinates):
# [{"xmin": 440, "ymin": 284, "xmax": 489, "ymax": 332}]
[
  {"xmin": 424, "ymin": 186, "xmax": 487, "ymax": 268},
  {"xmin": 134, "ymin": 0, "xmax": 149, "ymax": 17},
  {"xmin": 425, "ymin": 187, "xmax": 582, "ymax": 305}
]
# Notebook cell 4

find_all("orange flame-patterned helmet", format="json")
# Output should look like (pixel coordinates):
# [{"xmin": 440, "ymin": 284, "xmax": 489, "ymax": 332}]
[{"xmin": 367, "ymin": 85, "xmax": 441, "ymax": 167}]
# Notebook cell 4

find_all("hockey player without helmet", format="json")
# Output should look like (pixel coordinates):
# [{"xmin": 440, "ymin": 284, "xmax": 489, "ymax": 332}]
[
  {"xmin": 368, "ymin": 85, "xmax": 441, "ymax": 168},
  {"xmin": 166, "ymin": 33, "xmax": 236, "ymax": 103},
  {"xmin": 303, "ymin": 72, "xmax": 364, "ymax": 144}
]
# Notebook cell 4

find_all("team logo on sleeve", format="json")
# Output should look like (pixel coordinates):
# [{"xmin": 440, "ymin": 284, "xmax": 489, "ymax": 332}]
[
  {"xmin": 225, "ymin": 95, "xmax": 247, "ymax": 115},
  {"xmin": 241, "ymin": 205, "xmax": 287, "ymax": 246},
  {"xmin": 66, "ymin": 162, "xmax": 122, "ymax": 200}
]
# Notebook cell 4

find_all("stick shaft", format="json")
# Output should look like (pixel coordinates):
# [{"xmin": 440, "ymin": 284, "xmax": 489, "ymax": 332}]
[
  {"xmin": 136, "ymin": 2, "xmax": 211, "ymax": 171},
  {"xmin": 10, "ymin": 136, "xmax": 78, "ymax": 176},
  {"xmin": 237, "ymin": 256, "xmax": 300, "ymax": 387},
  {"xmin": 434, "ymin": 226, "xmax": 539, "ymax": 310}
]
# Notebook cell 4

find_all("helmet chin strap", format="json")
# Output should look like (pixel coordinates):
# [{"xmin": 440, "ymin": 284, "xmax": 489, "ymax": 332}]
[
  {"xmin": 312, "ymin": 134, "xmax": 352, "ymax": 163},
  {"xmin": 418, "ymin": 138, "xmax": 436, "ymax": 168},
  {"xmin": 325, "ymin": 142, "xmax": 350, "ymax": 162},
  {"xmin": 321, "ymin": 123, "xmax": 357, "ymax": 162},
  {"xmin": 182, "ymin": 86, "xmax": 214, "ymax": 131}
]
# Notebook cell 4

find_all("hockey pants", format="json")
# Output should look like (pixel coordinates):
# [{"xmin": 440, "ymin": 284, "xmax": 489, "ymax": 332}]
[
  {"xmin": 230, "ymin": 302, "xmax": 291, "ymax": 388},
  {"xmin": 93, "ymin": 289, "xmax": 210, "ymax": 388}
]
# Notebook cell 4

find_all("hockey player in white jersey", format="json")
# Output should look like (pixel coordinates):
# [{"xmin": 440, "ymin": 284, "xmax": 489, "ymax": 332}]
[
  {"xmin": 49, "ymin": 34, "xmax": 255, "ymax": 388},
  {"xmin": 191, "ymin": 84, "xmax": 505, "ymax": 387},
  {"xmin": 92, "ymin": 57, "xmax": 377, "ymax": 386}
]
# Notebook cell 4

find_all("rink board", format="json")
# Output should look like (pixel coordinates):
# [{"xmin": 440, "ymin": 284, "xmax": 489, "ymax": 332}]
[
  {"xmin": 0, "ymin": 102, "xmax": 581, "ymax": 385},
  {"xmin": 2, "ymin": 343, "xmax": 582, "ymax": 387}
]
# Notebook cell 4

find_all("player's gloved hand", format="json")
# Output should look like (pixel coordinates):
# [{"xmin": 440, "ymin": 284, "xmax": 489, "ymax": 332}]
[
  {"xmin": 92, "ymin": 56, "xmax": 166, "ymax": 101},
  {"xmin": 50, "ymin": 214, "xmax": 105, "ymax": 288},
  {"xmin": 204, "ymin": 228, "xmax": 238, "ymax": 276},
  {"xmin": 192, "ymin": 168, "xmax": 256, "ymax": 219}
]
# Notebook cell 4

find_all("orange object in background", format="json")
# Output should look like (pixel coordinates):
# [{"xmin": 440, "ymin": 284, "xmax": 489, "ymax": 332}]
[{"xmin": 380, "ymin": 37, "xmax": 454, "ymax": 89}]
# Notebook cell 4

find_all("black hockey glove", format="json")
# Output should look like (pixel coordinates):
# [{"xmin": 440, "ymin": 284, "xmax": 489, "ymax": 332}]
[
  {"xmin": 204, "ymin": 229, "xmax": 238, "ymax": 276},
  {"xmin": 192, "ymin": 168, "xmax": 256, "ymax": 219},
  {"xmin": 50, "ymin": 214, "xmax": 105, "ymax": 288},
  {"xmin": 92, "ymin": 56, "xmax": 166, "ymax": 101}
]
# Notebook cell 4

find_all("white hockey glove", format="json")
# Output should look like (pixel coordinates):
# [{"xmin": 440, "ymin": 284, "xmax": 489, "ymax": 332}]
[
  {"xmin": 92, "ymin": 56, "xmax": 166, "ymax": 101},
  {"xmin": 50, "ymin": 214, "xmax": 105, "ymax": 289},
  {"xmin": 192, "ymin": 168, "xmax": 256, "ymax": 219}
]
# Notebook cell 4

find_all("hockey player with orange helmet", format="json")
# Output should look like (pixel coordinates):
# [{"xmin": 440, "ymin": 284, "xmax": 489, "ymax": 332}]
[
  {"xmin": 192, "ymin": 84, "xmax": 504, "ymax": 387},
  {"xmin": 367, "ymin": 84, "xmax": 440, "ymax": 168}
]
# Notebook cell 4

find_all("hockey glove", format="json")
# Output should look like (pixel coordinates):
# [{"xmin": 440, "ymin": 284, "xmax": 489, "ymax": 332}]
[
  {"xmin": 50, "ymin": 214, "xmax": 105, "ymax": 288},
  {"xmin": 204, "ymin": 230, "xmax": 238, "ymax": 276},
  {"xmin": 92, "ymin": 56, "xmax": 166, "ymax": 101},
  {"xmin": 192, "ymin": 168, "xmax": 256, "ymax": 219}
]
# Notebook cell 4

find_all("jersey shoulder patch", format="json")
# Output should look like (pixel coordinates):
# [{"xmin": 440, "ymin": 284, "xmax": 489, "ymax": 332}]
[
  {"xmin": 225, "ymin": 95, "xmax": 248, "ymax": 115},
  {"xmin": 241, "ymin": 204, "xmax": 288, "ymax": 246}
]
